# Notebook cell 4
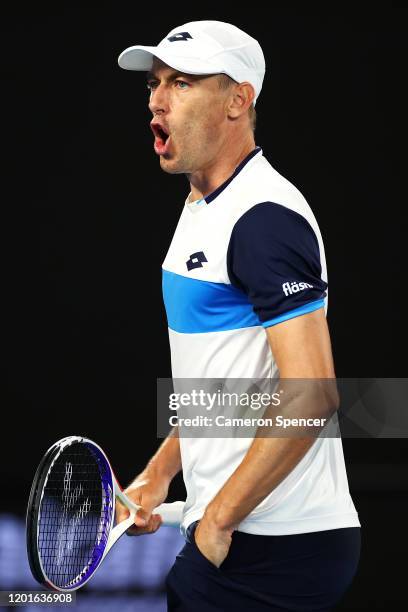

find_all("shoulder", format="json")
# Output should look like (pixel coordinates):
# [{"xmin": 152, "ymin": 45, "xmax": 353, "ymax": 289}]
[
  {"xmin": 229, "ymin": 201, "xmax": 320, "ymax": 256},
  {"xmin": 232, "ymin": 152, "xmax": 320, "ymax": 234}
]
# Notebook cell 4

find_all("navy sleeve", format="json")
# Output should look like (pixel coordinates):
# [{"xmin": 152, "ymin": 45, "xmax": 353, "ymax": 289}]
[{"xmin": 227, "ymin": 202, "xmax": 328, "ymax": 327}]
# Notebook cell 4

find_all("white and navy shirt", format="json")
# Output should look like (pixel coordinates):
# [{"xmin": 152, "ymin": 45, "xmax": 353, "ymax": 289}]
[{"xmin": 162, "ymin": 146, "xmax": 360, "ymax": 535}]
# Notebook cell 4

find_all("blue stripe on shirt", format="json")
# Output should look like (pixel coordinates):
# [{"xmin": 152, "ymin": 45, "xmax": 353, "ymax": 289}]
[
  {"xmin": 162, "ymin": 269, "xmax": 260, "ymax": 334},
  {"xmin": 262, "ymin": 299, "xmax": 325, "ymax": 328}
]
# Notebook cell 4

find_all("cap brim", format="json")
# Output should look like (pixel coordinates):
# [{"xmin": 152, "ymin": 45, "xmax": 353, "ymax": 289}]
[
  {"xmin": 118, "ymin": 45, "xmax": 157, "ymax": 70},
  {"xmin": 118, "ymin": 45, "xmax": 224, "ymax": 76}
]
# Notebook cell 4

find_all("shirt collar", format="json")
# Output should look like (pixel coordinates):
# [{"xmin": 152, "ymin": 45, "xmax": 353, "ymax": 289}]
[
  {"xmin": 205, "ymin": 146, "xmax": 262, "ymax": 204},
  {"xmin": 186, "ymin": 146, "xmax": 263, "ymax": 208}
]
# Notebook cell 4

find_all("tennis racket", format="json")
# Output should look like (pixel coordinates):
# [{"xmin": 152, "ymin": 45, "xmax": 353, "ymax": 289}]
[{"xmin": 26, "ymin": 435, "xmax": 184, "ymax": 591}]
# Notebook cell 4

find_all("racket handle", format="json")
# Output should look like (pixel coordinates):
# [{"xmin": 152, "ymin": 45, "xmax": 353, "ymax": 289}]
[
  {"xmin": 106, "ymin": 500, "xmax": 184, "ymax": 555},
  {"xmin": 105, "ymin": 515, "xmax": 136, "ymax": 554},
  {"xmin": 154, "ymin": 501, "xmax": 185, "ymax": 527},
  {"xmin": 116, "ymin": 483, "xmax": 184, "ymax": 527}
]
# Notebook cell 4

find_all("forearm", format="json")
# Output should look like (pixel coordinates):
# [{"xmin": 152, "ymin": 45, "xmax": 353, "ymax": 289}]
[
  {"xmin": 118, "ymin": 428, "xmax": 181, "ymax": 532},
  {"xmin": 205, "ymin": 381, "xmax": 338, "ymax": 530},
  {"xmin": 134, "ymin": 427, "xmax": 182, "ymax": 484},
  {"xmin": 205, "ymin": 436, "xmax": 315, "ymax": 530}
]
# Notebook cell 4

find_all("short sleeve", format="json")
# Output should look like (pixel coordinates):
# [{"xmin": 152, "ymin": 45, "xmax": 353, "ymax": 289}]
[{"xmin": 226, "ymin": 202, "xmax": 328, "ymax": 327}]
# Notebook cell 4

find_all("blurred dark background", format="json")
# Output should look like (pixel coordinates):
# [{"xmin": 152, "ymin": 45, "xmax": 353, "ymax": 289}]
[{"xmin": 1, "ymin": 3, "xmax": 407, "ymax": 610}]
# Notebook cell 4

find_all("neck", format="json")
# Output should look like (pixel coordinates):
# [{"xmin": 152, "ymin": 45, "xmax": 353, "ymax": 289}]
[{"xmin": 187, "ymin": 133, "xmax": 256, "ymax": 202}]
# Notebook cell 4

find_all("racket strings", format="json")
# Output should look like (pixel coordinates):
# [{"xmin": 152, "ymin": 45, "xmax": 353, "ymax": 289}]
[{"xmin": 37, "ymin": 443, "xmax": 113, "ymax": 588}]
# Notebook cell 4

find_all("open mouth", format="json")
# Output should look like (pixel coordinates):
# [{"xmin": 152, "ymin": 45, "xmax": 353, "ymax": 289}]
[
  {"xmin": 151, "ymin": 123, "xmax": 170, "ymax": 144},
  {"xmin": 151, "ymin": 122, "xmax": 171, "ymax": 155}
]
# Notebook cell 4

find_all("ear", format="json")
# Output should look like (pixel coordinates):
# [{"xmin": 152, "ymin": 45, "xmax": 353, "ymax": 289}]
[{"xmin": 227, "ymin": 82, "xmax": 255, "ymax": 119}]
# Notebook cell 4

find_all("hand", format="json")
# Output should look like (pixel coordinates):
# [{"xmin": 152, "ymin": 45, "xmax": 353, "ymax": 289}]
[
  {"xmin": 194, "ymin": 515, "xmax": 234, "ymax": 568},
  {"xmin": 115, "ymin": 469, "xmax": 170, "ymax": 536}
]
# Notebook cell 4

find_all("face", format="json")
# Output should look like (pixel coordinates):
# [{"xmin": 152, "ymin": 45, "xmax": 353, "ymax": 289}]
[{"xmin": 147, "ymin": 58, "xmax": 233, "ymax": 174}]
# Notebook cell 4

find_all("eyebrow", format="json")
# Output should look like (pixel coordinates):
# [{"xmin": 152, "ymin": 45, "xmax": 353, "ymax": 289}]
[{"xmin": 146, "ymin": 70, "xmax": 202, "ymax": 83}]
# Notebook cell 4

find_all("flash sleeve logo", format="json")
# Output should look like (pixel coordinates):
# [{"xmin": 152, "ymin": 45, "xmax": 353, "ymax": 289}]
[
  {"xmin": 282, "ymin": 281, "xmax": 314, "ymax": 296},
  {"xmin": 186, "ymin": 251, "xmax": 208, "ymax": 271},
  {"xmin": 168, "ymin": 32, "xmax": 193, "ymax": 42}
]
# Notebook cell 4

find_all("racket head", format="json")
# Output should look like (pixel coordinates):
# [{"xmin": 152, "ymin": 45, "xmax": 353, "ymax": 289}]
[{"xmin": 26, "ymin": 436, "xmax": 115, "ymax": 591}]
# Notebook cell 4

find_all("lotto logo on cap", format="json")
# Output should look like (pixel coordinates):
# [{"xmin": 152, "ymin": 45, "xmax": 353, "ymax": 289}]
[{"xmin": 118, "ymin": 20, "xmax": 265, "ymax": 105}]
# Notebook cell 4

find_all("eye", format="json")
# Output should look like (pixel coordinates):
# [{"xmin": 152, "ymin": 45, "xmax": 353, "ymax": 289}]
[
  {"xmin": 146, "ymin": 81, "xmax": 158, "ymax": 92},
  {"xmin": 175, "ymin": 80, "xmax": 189, "ymax": 89}
]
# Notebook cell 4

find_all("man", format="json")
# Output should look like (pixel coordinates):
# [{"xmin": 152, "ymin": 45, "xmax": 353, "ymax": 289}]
[{"xmin": 116, "ymin": 21, "xmax": 361, "ymax": 611}]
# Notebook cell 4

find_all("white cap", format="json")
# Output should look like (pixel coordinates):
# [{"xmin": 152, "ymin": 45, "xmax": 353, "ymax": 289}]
[{"xmin": 118, "ymin": 20, "xmax": 265, "ymax": 105}]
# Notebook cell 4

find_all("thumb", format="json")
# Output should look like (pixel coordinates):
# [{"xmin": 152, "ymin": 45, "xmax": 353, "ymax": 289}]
[{"xmin": 133, "ymin": 506, "xmax": 151, "ymax": 527}]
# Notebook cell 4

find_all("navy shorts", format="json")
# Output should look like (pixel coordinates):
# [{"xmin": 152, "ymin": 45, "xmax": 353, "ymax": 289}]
[{"xmin": 166, "ymin": 521, "xmax": 361, "ymax": 611}]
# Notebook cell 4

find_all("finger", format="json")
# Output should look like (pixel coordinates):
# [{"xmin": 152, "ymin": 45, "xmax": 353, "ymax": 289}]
[
  {"xmin": 126, "ymin": 525, "xmax": 149, "ymax": 536},
  {"xmin": 147, "ymin": 513, "xmax": 163, "ymax": 533},
  {"xmin": 115, "ymin": 509, "xmax": 130, "ymax": 524},
  {"xmin": 133, "ymin": 507, "xmax": 151, "ymax": 528},
  {"xmin": 126, "ymin": 513, "xmax": 162, "ymax": 536},
  {"xmin": 115, "ymin": 499, "xmax": 130, "ymax": 523}
]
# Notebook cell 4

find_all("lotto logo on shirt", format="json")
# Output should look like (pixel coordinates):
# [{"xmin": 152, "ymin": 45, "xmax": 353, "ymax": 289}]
[
  {"xmin": 186, "ymin": 251, "xmax": 208, "ymax": 271},
  {"xmin": 282, "ymin": 281, "xmax": 314, "ymax": 296}
]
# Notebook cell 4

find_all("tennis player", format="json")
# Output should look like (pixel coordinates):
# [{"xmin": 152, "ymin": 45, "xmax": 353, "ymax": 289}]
[{"xmin": 116, "ymin": 21, "xmax": 361, "ymax": 611}]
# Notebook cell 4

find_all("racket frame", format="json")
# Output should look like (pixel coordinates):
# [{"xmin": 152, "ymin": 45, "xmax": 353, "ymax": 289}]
[{"xmin": 26, "ymin": 435, "xmax": 184, "ymax": 592}]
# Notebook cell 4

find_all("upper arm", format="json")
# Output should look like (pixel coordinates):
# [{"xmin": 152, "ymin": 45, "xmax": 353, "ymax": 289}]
[{"xmin": 265, "ymin": 307, "xmax": 335, "ymax": 378}]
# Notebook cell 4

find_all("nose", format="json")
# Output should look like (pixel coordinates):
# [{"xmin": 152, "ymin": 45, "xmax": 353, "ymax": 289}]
[{"xmin": 148, "ymin": 83, "xmax": 169, "ymax": 115}]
